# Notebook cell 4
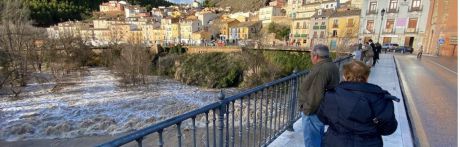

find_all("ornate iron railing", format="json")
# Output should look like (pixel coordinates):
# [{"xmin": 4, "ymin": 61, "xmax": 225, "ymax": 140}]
[{"xmin": 98, "ymin": 55, "xmax": 354, "ymax": 147}]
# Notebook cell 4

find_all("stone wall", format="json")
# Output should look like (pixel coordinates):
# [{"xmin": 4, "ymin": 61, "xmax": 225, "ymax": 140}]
[{"xmin": 185, "ymin": 46, "xmax": 243, "ymax": 54}]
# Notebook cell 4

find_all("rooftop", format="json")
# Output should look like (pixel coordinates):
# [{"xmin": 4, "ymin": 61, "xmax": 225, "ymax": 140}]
[{"xmin": 330, "ymin": 9, "xmax": 361, "ymax": 17}]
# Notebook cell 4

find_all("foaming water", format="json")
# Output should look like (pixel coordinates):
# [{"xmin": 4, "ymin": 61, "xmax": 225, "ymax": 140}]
[{"xmin": 0, "ymin": 68, "xmax": 238, "ymax": 141}]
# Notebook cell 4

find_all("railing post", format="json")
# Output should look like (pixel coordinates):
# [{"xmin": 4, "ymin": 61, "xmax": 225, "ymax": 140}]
[
  {"xmin": 218, "ymin": 90, "xmax": 226, "ymax": 147},
  {"xmin": 287, "ymin": 70, "xmax": 298, "ymax": 132}
]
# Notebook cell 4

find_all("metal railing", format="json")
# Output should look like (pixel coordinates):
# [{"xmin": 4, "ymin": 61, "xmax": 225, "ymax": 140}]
[{"xmin": 98, "ymin": 55, "xmax": 354, "ymax": 147}]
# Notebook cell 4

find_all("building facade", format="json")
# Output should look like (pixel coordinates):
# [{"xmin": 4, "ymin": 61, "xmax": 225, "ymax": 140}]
[
  {"xmin": 359, "ymin": 0, "xmax": 429, "ymax": 50},
  {"xmin": 259, "ymin": 6, "xmax": 283, "ymax": 25},
  {"xmin": 180, "ymin": 19, "xmax": 201, "ymax": 44},
  {"xmin": 423, "ymin": 0, "xmax": 458, "ymax": 56},
  {"xmin": 309, "ymin": 9, "xmax": 334, "ymax": 48},
  {"xmin": 327, "ymin": 9, "xmax": 361, "ymax": 49}
]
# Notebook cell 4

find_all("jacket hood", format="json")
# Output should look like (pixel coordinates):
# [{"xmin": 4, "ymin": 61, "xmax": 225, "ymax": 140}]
[{"xmin": 337, "ymin": 82, "xmax": 388, "ymax": 95}]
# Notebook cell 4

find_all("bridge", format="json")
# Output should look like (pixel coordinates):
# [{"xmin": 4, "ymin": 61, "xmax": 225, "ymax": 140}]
[{"xmin": 97, "ymin": 55, "xmax": 353, "ymax": 147}]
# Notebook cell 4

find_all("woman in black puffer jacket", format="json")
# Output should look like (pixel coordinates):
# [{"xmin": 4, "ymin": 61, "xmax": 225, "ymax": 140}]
[{"xmin": 317, "ymin": 60, "xmax": 399, "ymax": 147}]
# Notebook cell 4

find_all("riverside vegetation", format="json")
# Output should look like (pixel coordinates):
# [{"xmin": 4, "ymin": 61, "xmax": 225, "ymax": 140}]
[{"xmin": 154, "ymin": 47, "xmax": 336, "ymax": 89}]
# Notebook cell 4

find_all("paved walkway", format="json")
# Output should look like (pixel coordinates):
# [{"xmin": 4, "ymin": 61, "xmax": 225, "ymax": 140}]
[{"xmin": 268, "ymin": 54, "xmax": 414, "ymax": 147}]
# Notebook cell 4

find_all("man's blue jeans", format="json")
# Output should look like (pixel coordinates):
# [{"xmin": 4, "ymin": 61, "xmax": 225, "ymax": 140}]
[{"xmin": 302, "ymin": 113, "xmax": 324, "ymax": 147}]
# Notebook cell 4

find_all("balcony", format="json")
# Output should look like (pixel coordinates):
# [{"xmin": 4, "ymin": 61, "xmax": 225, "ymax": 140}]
[
  {"xmin": 300, "ymin": 34, "xmax": 308, "ymax": 37},
  {"xmin": 383, "ymin": 28, "xmax": 396, "ymax": 34},
  {"xmin": 366, "ymin": 10, "xmax": 378, "ymax": 15},
  {"xmin": 294, "ymin": 34, "xmax": 301, "ymax": 37},
  {"xmin": 332, "ymin": 24, "xmax": 338, "ymax": 28},
  {"xmin": 313, "ymin": 26, "xmax": 319, "ymax": 30},
  {"xmin": 405, "ymin": 28, "xmax": 419, "ymax": 34},
  {"xmin": 320, "ymin": 25, "xmax": 326, "ymax": 29},
  {"xmin": 387, "ymin": 8, "xmax": 399, "ymax": 13},
  {"xmin": 409, "ymin": 6, "xmax": 423, "ymax": 12}
]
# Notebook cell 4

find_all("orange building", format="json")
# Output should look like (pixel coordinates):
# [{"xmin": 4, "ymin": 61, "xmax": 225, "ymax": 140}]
[{"xmin": 424, "ymin": 0, "xmax": 458, "ymax": 56}]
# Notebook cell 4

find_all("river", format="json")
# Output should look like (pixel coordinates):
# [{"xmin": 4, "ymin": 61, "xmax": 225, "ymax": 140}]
[{"xmin": 0, "ymin": 68, "xmax": 239, "ymax": 143}]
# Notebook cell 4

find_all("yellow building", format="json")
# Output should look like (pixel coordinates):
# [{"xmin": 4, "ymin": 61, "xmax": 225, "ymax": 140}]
[
  {"xmin": 153, "ymin": 29, "xmax": 165, "ymax": 44},
  {"xmin": 127, "ymin": 29, "xmax": 143, "ymax": 44},
  {"xmin": 215, "ymin": 19, "xmax": 240, "ymax": 41},
  {"xmin": 94, "ymin": 28, "xmax": 111, "ymax": 42},
  {"xmin": 327, "ymin": 9, "xmax": 361, "ymax": 50},
  {"xmin": 108, "ymin": 23, "xmax": 130, "ymax": 43},
  {"xmin": 161, "ymin": 17, "xmax": 179, "ymax": 44},
  {"xmin": 291, "ymin": 18, "xmax": 311, "ymax": 47},
  {"xmin": 171, "ymin": 23, "xmax": 180, "ymax": 43},
  {"xmin": 229, "ymin": 21, "xmax": 262, "ymax": 41},
  {"xmin": 192, "ymin": 31, "xmax": 212, "ymax": 45},
  {"xmin": 180, "ymin": 18, "xmax": 201, "ymax": 44}
]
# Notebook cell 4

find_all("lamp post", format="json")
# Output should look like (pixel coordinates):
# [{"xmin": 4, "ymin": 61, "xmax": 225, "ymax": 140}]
[{"xmin": 377, "ymin": 9, "xmax": 386, "ymax": 43}]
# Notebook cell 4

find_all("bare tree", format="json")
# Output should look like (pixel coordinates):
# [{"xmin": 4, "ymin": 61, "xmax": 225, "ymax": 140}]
[
  {"xmin": 330, "ymin": 22, "xmax": 360, "ymax": 58},
  {"xmin": 113, "ymin": 43, "xmax": 152, "ymax": 86},
  {"xmin": 0, "ymin": 0, "xmax": 35, "ymax": 96}
]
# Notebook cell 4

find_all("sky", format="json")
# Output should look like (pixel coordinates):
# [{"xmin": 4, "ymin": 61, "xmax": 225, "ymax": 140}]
[{"xmin": 167, "ymin": 0, "xmax": 195, "ymax": 4}]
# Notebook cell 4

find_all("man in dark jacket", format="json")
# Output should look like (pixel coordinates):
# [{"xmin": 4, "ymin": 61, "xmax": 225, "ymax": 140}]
[
  {"xmin": 317, "ymin": 60, "xmax": 398, "ymax": 147},
  {"xmin": 299, "ymin": 44, "xmax": 340, "ymax": 147},
  {"xmin": 373, "ymin": 42, "xmax": 382, "ymax": 66}
]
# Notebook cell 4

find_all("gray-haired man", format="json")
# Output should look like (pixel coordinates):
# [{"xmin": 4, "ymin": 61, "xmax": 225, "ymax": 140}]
[{"xmin": 299, "ymin": 44, "xmax": 340, "ymax": 147}]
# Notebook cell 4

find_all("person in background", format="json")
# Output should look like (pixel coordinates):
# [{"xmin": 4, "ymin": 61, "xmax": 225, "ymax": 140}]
[
  {"xmin": 299, "ymin": 44, "xmax": 340, "ymax": 147},
  {"xmin": 417, "ymin": 45, "xmax": 423, "ymax": 60},
  {"xmin": 373, "ymin": 42, "xmax": 382, "ymax": 66},
  {"xmin": 352, "ymin": 44, "xmax": 362, "ymax": 61},
  {"xmin": 317, "ymin": 60, "xmax": 399, "ymax": 147}
]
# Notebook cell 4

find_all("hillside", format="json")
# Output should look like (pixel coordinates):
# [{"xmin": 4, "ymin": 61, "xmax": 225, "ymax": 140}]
[
  {"xmin": 26, "ymin": 0, "xmax": 173, "ymax": 27},
  {"xmin": 209, "ymin": 0, "xmax": 270, "ymax": 12}
]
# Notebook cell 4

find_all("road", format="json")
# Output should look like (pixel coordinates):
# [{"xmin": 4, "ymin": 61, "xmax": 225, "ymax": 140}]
[{"xmin": 394, "ymin": 54, "xmax": 457, "ymax": 146}]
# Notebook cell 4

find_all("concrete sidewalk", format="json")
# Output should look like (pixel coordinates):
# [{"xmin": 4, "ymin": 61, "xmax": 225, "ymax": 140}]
[{"xmin": 268, "ymin": 54, "xmax": 414, "ymax": 147}]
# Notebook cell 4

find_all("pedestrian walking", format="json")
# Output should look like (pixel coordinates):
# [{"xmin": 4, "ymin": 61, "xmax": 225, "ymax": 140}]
[
  {"xmin": 373, "ymin": 42, "xmax": 382, "ymax": 66},
  {"xmin": 362, "ymin": 44, "xmax": 374, "ymax": 67},
  {"xmin": 317, "ymin": 60, "xmax": 399, "ymax": 147},
  {"xmin": 299, "ymin": 44, "xmax": 340, "ymax": 147},
  {"xmin": 417, "ymin": 45, "xmax": 423, "ymax": 60},
  {"xmin": 352, "ymin": 44, "xmax": 362, "ymax": 61}
]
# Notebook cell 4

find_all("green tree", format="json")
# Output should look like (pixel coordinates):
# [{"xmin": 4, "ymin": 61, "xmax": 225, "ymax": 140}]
[{"xmin": 268, "ymin": 22, "xmax": 290, "ymax": 41}]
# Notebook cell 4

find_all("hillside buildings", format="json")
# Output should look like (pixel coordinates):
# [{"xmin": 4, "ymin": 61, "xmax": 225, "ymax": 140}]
[{"xmin": 46, "ymin": 0, "xmax": 457, "ymax": 56}]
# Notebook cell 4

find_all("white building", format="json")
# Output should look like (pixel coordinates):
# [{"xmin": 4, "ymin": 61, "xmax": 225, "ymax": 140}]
[
  {"xmin": 195, "ymin": 11, "xmax": 218, "ymax": 29},
  {"xmin": 259, "ymin": 6, "xmax": 283, "ymax": 24},
  {"xmin": 320, "ymin": 1, "xmax": 340, "ymax": 10},
  {"xmin": 124, "ymin": 5, "xmax": 146, "ymax": 18},
  {"xmin": 359, "ymin": 0, "xmax": 429, "ymax": 48},
  {"xmin": 192, "ymin": 0, "xmax": 201, "ymax": 8}
]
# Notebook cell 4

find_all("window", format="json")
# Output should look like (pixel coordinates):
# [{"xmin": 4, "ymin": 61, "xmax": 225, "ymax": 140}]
[
  {"xmin": 412, "ymin": 0, "xmax": 421, "ymax": 8},
  {"xmin": 321, "ymin": 22, "xmax": 325, "ymax": 26},
  {"xmin": 366, "ymin": 20, "xmax": 374, "ymax": 32},
  {"xmin": 408, "ymin": 18, "xmax": 417, "ymax": 28},
  {"xmin": 385, "ymin": 19, "xmax": 395, "ymax": 31},
  {"xmin": 369, "ymin": 2, "xmax": 377, "ymax": 11},
  {"xmin": 332, "ymin": 30, "xmax": 337, "ymax": 37},
  {"xmin": 326, "ymin": 5, "xmax": 329, "ymax": 8},
  {"xmin": 320, "ymin": 31, "xmax": 324, "ymax": 38},
  {"xmin": 333, "ymin": 19, "xmax": 338, "ymax": 28},
  {"xmin": 296, "ymin": 22, "xmax": 300, "ymax": 29},
  {"xmin": 303, "ymin": 22, "xmax": 307, "ymax": 29},
  {"xmin": 315, "ymin": 22, "xmax": 318, "ymax": 26},
  {"xmin": 313, "ymin": 31, "xmax": 318, "ymax": 38},
  {"xmin": 347, "ymin": 19, "xmax": 354, "ymax": 27},
  {"xmin": 389, "ymin": 0, "xmax": 398, "ymax": 10}
]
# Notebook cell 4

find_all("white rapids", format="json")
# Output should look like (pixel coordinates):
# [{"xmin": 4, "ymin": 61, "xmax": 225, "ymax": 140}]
[{"xmin": 0, "ymin": 68, "xmax": 238, "ymax": 141}]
